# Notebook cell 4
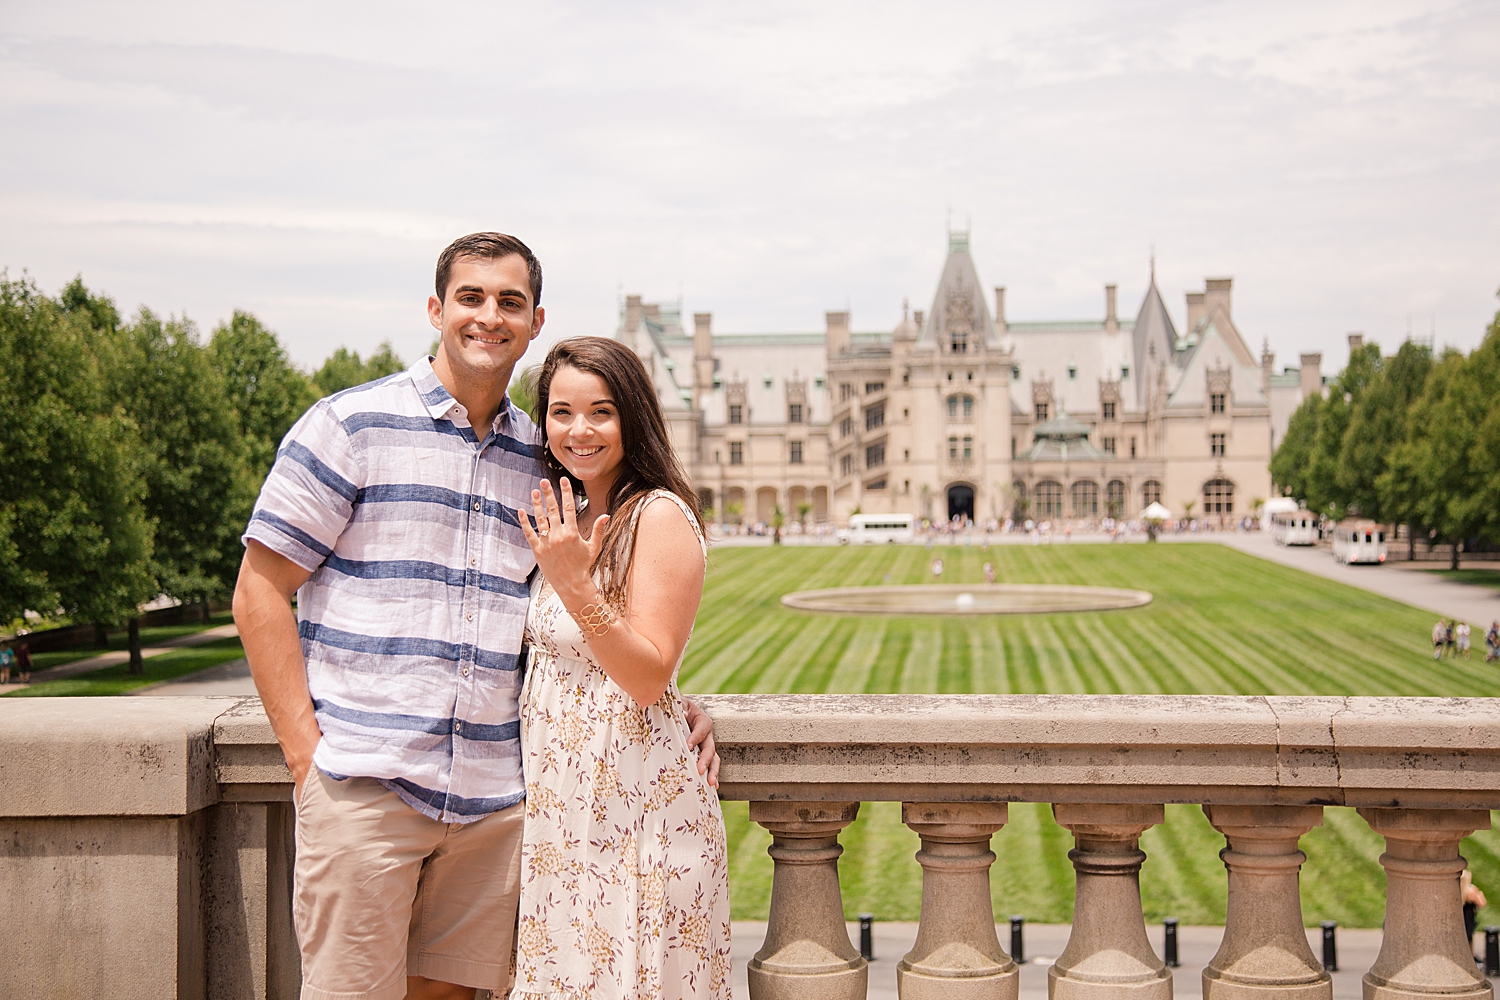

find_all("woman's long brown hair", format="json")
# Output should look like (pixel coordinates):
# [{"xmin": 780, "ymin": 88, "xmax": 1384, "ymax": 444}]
[{"xmin": 531, "ymin": 337, "xmax": 702, "ymax": 599}]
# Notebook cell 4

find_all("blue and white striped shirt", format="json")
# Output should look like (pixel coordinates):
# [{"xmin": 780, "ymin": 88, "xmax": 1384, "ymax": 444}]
[{"xmin": 244, "ymin": 357, "xmax": 543, "ymax": 823}]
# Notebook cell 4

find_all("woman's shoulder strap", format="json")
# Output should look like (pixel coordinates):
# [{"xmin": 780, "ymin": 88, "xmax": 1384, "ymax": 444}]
[{"xmin": 632, "ymin": 489, "xmax": 707, "ymax": 557}]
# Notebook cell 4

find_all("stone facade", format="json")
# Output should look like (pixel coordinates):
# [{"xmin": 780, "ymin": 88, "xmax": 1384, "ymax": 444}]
[{"xmin": 617, "ymin": 232, "xmax": 1322, "ymax": 526}]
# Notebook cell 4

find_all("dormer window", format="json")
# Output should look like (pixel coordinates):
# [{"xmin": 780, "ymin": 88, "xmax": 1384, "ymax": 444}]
[
  {"xmin": 1210, "ymin": 393, "xmax": 1226, "ymax": 414},
  {"xmin": 950, "ymin": 329, "xmax": 968, "ymax": 354},
  {"xmin": 763, "ymin": 375, "xmax": 773, "ymax": 389},
  {"xmin": 1121, "ymin": 365, "xmax": 1130, "ymax": 379},
  {"xmin": 1068, "ymin": 365, "xmax": 1078, "ymax": 380}
]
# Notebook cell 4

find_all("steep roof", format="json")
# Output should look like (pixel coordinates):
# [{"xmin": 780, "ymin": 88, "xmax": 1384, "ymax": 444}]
[
  {"xmin": 918, "ymin": 231, "xmax": 1000, "ymax": 352},
  {"xmin": 1130, "ymin": 269, "xmax": 1178, "ymax": 408}
]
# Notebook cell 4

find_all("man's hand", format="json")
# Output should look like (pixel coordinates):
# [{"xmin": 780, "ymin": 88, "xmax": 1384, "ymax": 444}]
[{"xmin": 682, "ymin": 697, "xmax": 720, "ymax": 789}]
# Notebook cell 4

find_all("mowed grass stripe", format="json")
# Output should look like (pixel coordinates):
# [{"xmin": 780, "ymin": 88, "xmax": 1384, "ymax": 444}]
[{"xmin": 702, "ymin": 542, "xmax": 1492, "ymax": 926}]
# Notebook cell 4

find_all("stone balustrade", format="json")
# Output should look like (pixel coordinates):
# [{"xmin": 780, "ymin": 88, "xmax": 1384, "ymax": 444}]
[{"xmin": 2, "ymin": 694, "xmax": 1498, "ymax": 999}]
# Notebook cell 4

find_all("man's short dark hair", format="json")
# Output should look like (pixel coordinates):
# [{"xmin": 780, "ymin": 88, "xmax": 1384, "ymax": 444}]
[{"xmin": 435, "ymin": 232, "xmax": 543, "ymax": 306}]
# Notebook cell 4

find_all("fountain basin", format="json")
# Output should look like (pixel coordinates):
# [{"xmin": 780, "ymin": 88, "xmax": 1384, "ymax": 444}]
[{"xmin": 780, "ymin": 583, "xmax": 1152, "ymax": 616}]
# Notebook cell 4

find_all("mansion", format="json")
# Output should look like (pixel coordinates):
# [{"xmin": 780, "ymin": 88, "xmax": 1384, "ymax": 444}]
[{"xmin": 616, "ymin": 232, "xmax": 1323, "ymax": 527}]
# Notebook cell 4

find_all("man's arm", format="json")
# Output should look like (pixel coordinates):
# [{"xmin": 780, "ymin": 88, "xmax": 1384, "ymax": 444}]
[{"xmin": 233, "ymin": 540, "xmax": 319, "ymax": 799}]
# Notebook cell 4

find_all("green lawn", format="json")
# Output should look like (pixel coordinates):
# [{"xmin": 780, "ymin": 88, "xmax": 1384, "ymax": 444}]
[
  {"xmin": 22, "ymin": 612, "xmax": 234, "ymax": 672},
  {"xmin": 4, "ymin": 637, "xmax": 246, "ymax": 697},
  {"xmin": 1427, "ymin": 567, "xmax": 1500, "ymax": 596},
  {"xmin": 684, "ymin": 542, "xmax": 1500, "ymax": 927}
]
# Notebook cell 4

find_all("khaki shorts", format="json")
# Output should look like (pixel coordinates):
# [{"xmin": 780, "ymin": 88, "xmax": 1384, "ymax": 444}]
[{"xmin": 294, "ymin": 767, "xmax": 524, "ymax": 1000}]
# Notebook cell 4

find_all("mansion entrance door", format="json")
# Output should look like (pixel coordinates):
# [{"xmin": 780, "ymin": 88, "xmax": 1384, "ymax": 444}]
[{"xmin": 946, "ymin": 484, "xmax": 975, "ymax": 524}]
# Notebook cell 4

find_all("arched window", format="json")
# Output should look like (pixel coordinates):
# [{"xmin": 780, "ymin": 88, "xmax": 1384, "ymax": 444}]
[
  {"xmin": 946, "ymin": 394, "xmax": 974, "ymax": 421},
  {"xmin": 1204, "ymin": 478, "xmax": 1235, "ymax": 514},
  {"xmin": 1142, "ymin": 480, "xmax": 1162, "ymax": 507},
  {"xmin": 1105, "ymin": 480, "xmax": 1126, "ymax": 517},
  {"xmin": 1071, "ymin": 481, "xmax": 1099, "ymax": 517},
  {"xmin": 1034, "ymin": 481, "xmax": 1063, "ymax": 519}
]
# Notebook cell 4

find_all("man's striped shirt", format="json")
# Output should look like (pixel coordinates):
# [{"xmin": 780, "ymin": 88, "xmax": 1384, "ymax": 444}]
[{"xmin": 244, "ymin": 357, "xmax": 542, "ymax": 823}]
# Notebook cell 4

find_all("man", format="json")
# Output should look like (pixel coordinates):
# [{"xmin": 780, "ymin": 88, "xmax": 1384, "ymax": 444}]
[
  {"xmin": 234, "ymin": 233, "xmax": 716, "ymax": 1000},
  {"xmin": 1434, "ymin": 619, "xmax": 1448, "ymax": 660}
]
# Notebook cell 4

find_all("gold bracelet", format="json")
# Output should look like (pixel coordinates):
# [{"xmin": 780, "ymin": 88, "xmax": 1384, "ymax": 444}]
[{"xmin": 571, "ymin": 599, "xmax": 619, "ymax": 636}]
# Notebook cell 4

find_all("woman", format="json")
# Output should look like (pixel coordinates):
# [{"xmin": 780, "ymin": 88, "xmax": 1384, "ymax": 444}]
[{"xmin": 513, "ymin": 337, "xmax": 730, "ymax": 1000}]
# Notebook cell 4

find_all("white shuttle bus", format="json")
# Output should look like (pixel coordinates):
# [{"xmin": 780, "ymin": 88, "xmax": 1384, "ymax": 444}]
[
  {"xmin": 842, "ymin": 513, "xmax": 915, "ymax": 545},
  {"xmin": 1332, "ymin": 520, "xmax": 1387, "ymax": 565},
  {"xmin": 1271, "ymin": 510, "xmax": 1319, "ymax": 546}
]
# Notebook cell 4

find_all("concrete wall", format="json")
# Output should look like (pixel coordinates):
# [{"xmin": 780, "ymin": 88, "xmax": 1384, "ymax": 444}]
[{"xmin": 3, "ymin": 694, "xmax": 1500, "ymax": 998}]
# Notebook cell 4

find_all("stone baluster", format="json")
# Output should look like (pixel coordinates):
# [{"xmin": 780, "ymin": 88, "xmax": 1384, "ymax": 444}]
[
  {"xmin": 747, "ymin": 801, "xmax": 867, "ymax": 1000},
  {"xmin": 1358, "ymin": 808, "xmax": 1492, "ymax": 1000},
  {"xmin": 1201, "ymin": 804, "xmax": 1330, "ymax": 999},
  {"xmin": 1050, "ymin": 803, "xmax": 1173, "ymax": 1000},
  {"xmin": 897, "ymin": 802, "xmax": 1018, "ymax": 1000}
]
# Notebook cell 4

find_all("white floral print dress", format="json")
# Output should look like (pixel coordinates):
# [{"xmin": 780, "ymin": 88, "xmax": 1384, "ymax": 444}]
[{"xmin": 514, "ymin": 490, "xmax": 731, "ymax": 1000}]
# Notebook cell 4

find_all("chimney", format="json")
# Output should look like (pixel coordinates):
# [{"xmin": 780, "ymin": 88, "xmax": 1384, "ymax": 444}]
[
  {"xmin": 913, "ymin": 309, "xmax": 925, "ymax": 330},
  {"xmin": 1261, "ymin": 340, "xmax": 1275, "ymax": 396},
  {"xmin": 1347, "ymin": 332, "xmax": 1364, "ymax": 353},
  {"xmin": 1186, "ymin": 291, "xmax": 1206, "ymax": 334},
  {"xmin": 693, "ymin": 312, "xmax": 714, "ymax": 411},
  {"xmin": 1299, "ymin": 352, "xmax": 1323, "ymax": 400},
  {"xmin": 1105, "ymin": 284, "xmax": 1118, "ymax": 335},
  {"xmin": 624, "ymin": 294, "xmax": 644, "ymax": 335},
  {"xmin": 1204, "ymin": 278, "xmax": 1232, "ymax": 321},
  {"xmin": 994, "ymin": 287, "xmax": 1007, "ymax": 336},
  {"xmin": 694, "ymin": 312, "xmax": 713, "ymax": 357},
  {"xmin": 826, "ymin": 310, "xmax": 851, "ymax": 357}
]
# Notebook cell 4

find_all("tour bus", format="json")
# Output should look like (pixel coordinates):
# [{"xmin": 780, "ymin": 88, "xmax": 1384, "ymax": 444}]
[
  {"xmin": 841, "ymin": 513, "xmax": 915, "ymax": 545},
  {"xmin": 1331, "ymin": 520, "xmax": 1387, "ymax": 565},
  {"xmin": 1271, "ymin": 510, "xmax": 1319, "ymax": 546}
]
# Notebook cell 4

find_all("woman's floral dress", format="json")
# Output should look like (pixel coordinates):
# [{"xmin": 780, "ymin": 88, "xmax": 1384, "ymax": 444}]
[{"xmin": 514, "ymin": 491, "xmax": 731, "ymax": 1000}]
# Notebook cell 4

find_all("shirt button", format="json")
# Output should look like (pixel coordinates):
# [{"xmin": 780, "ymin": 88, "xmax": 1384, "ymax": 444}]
[
  {"xmin": 466, "ymin": 613, "xmax": 473, "ymax": 622},
  {"xmin": 462, "ymin": 667, "xmax": 470, "ymax": 678},
  {"xmin": 470, "ymin": 558, "xmax": 476, "ymax": 566},
  {"xmin": 472, "ymin": 500, "xmax": 480, "ymax": 511},
  {"xmin": 453, "ymin": 720, "xmax": 462, "ymax": 732}
]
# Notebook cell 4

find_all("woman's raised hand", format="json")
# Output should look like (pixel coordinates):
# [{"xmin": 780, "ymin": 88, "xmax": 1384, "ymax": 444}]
[{"xmin": 518, "ymin": 478, "xmax": 610, "ymax": 603}]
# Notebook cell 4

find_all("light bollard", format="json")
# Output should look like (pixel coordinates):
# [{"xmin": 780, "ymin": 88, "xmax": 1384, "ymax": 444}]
[
  {"xmin": 1011, "ymin": 916, "xmax": 1025, "ymax": 965},
  {"xmin": 1322, "ymin": 921, "xmax": 1338, "ymax": 973}
]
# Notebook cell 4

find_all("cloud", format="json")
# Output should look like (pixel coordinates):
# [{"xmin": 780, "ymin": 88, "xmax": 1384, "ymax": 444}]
[{"xmin": 0, "ymin": 0, "xmax": 1496, "ymax": 372}]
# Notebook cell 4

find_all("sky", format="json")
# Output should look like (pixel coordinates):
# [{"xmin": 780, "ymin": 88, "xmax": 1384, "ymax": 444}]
[{"xmin": 2, "ymin": 1, "xmax": 1497, "ymax": 376}]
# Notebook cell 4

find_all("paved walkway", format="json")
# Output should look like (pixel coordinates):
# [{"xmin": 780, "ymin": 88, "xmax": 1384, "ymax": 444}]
[
  {"xmin": 1217, "ymin": 533, "xmax": 1500, "ymax": 628},
  {"xmin": 0, "ymin": 623, "xmax": 241, "ymax": 695},
  {"xmin": 130, "ymin": 656, "xmax": 255, "ymax": 696},
  {"xmin": 725, "ymin": 922, "xmax": 1384, "ymax": 1000}
]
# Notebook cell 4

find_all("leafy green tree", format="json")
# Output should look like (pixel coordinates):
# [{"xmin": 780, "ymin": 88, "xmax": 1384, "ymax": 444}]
[
  {"xmin": 113, "ymin": 308, "xmax": 256, "ymax": 604},
  {"xmin": 313, "ymin": 340, "xmax": 406, "ymax": 396},
  {"xmin": 1337, "ymin": 340, "xmax": 1432, "ymax": 523},
  {"xmin": 1462, "ymin": 308, "xmax": 1500, "ymax": 552},
  {"xmin": 1380, "ymin": 349, "xmax": 1483, "ymax": 569},
  {"xmin": 209, "ymin": 310, "xmax": 320, "ymax": 484},
  {"xmin": 1270, "ymin": 393, "xmax": 1322, "ymax": 502},
  {"xmin": 0, "ymin": 276, "xmax": 155, "ymax": 627}
]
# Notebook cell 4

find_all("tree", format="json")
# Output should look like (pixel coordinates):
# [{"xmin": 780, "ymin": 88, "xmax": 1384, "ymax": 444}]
[
  {"xmin": 796, "ymin": 501, "xmax": 813, "ymax": 525},
  {"xmin": 1380, "ymin": 349, "xmax": 1482, "ymax": 569},
  {"xmin": 313, "ymin": 340, "xmax": 406, "ymax": 396},
  {"xmin": 112, "ymin": 308, "xmax": 257, "ymax": 606},
  {"xmin": 0, "ymin": 276, "xmax": 155, "ymax": 628},
  {"xmin": 770, "ymin": 504, "xmax": 786, "ymax": 545},
  {"xmin": 1270, "ymin": 393, "xmax": 1322, "ymax": 503},
  {"xmin": 209, "ymin": 311, "xmax": 320, "ymax": 484},
  {"xmin": 1340, "ymin": 339, "xmax": 1432, "ymax": 526}
]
